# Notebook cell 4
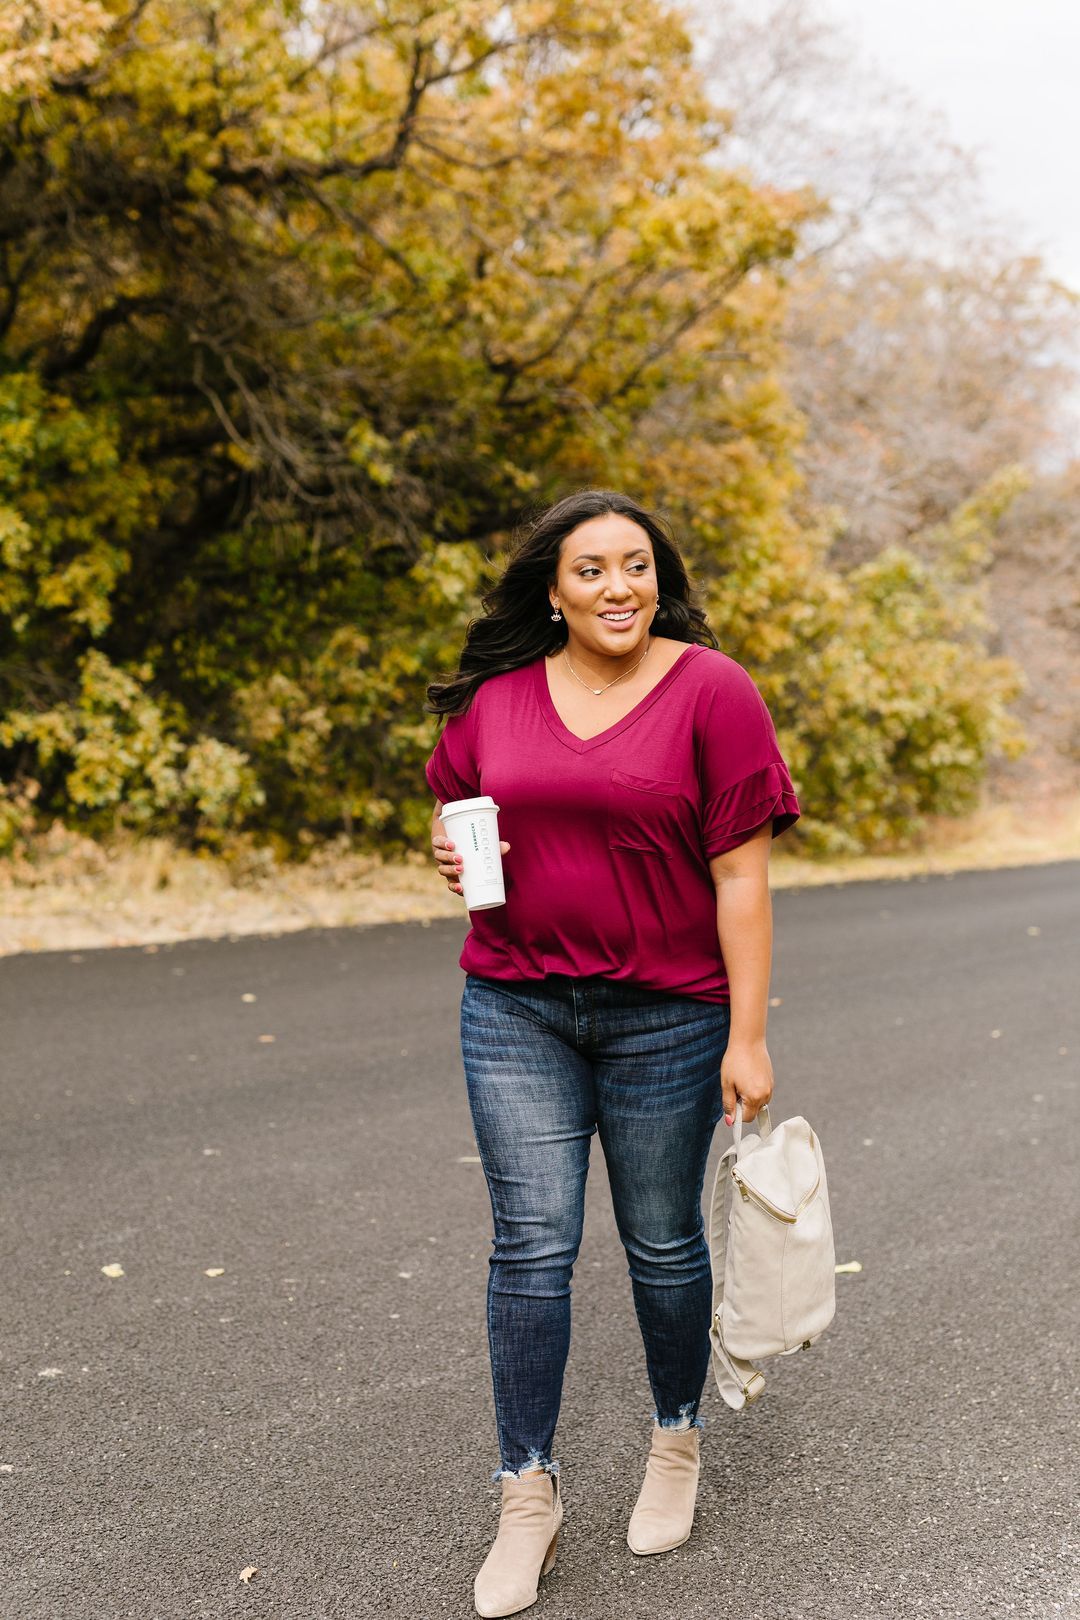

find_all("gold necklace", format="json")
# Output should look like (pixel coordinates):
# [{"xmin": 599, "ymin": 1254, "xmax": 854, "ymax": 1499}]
[{"xmin": 563, "ymin": 636, "xmax": 652, "ymax": 695}]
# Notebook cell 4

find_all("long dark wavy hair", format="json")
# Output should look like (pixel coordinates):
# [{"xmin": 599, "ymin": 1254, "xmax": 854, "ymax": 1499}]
[{"xmin": 424, "ymin": 488, "xmax": 718, "ymax": 717}]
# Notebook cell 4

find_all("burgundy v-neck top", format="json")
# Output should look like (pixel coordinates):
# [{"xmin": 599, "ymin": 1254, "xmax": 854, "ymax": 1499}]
[{"xmin": 424, "ymin": 643, "xmax": 800, "ymax": 1002}]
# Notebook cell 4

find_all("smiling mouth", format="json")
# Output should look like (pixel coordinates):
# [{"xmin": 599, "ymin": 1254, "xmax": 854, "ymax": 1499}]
[{"xmin": 598, "ymin": 608, "xmax": 638, "ymax": 623}]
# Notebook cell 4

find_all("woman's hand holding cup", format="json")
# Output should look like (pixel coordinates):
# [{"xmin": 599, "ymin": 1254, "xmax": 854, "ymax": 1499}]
[{"xmin": 433, "ymin": 832, "xmax": 510, "ymax": 896}]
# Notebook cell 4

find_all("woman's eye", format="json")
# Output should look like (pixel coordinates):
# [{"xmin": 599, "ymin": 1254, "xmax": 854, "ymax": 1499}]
[{"xmin": 579, "ymin": 564, "xmax": 648, "ymax": 578}]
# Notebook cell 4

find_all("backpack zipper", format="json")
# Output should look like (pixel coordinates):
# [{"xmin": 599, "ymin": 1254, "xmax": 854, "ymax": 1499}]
[{"xmin": 731, "ymin": 1164, "xmax": 820, "ymax": 1223}]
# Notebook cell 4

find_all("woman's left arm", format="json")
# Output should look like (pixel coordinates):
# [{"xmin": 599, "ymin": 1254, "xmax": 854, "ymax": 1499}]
[{"xmin": 708, "ymin": 820, "xmax": 775, "ymax": 1125}]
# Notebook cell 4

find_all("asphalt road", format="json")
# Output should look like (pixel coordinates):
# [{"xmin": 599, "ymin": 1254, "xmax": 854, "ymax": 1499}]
[{"xmin": 1, "ymin": 861, "xmax": 1078, "ymax": 1620}]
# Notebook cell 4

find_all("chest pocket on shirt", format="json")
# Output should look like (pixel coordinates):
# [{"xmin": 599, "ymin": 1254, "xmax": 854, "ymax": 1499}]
[{"xmin": 608, "ymin": 768, "xmax": 682, "ymax": 859}]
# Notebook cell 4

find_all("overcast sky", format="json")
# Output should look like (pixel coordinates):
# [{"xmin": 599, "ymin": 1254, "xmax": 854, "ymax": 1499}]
[{"xmin": 822, "ymin": 0, "xmax": 1080, "ymax": 294}]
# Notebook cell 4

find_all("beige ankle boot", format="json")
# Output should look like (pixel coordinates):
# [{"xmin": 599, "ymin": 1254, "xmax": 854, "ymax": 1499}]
[
  {"xmin": 473, "ymin": 1469, "xmax": 563, "ymax": 1618},
  {"xmin": 626, "ymin": 1424, "xmax": 700, "ymax": 1555}
]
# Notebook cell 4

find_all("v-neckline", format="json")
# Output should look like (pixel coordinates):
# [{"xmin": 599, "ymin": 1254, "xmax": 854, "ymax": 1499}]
[{"xmin": 534, "ymin": 643, "xmax": 702, "ymax": 754}]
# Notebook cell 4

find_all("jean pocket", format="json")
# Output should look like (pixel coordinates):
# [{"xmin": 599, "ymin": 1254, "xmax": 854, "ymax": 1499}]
[{"xmin": 607, "ymin": 768, "xmax": 682, "ymax": 859}]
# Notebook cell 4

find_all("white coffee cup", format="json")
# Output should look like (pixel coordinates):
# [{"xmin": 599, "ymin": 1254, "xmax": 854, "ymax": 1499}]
[{"xmin": 439, "ymin": 795, "xmax": 506, "ymax": 909}]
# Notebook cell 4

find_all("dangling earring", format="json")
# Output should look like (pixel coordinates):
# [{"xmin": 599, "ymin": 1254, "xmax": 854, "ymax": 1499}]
[{"xmin": 550, "ymin": 605, "xmax": 563, "ymax": 622}]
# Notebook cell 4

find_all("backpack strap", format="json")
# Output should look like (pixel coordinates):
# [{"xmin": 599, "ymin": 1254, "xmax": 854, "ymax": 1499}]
[{"xmin": 708, "ymin": 1140, "xmax": 766, "ymax": 1409}]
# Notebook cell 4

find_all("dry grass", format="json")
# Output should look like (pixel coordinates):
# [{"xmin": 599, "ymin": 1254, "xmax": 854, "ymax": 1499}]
[
  {"xmin": 1, "ymin": 791, "xmax": 1077, "ymax": 957},
  {"xmin": 767, "ymin": 790, "xmax": 1080, "ymax": 888}
]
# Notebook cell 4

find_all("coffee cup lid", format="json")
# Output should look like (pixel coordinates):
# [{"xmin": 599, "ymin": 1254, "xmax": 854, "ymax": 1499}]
[{"xmin": 439, "ymin": 795, "xmax": 500, "ymax": 816}]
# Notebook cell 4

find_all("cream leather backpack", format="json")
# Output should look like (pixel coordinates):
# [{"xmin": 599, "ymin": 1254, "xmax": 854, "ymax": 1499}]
[{"xmin": 708, "ymin": 1100, "xmax": 835, "ymax": 1409}]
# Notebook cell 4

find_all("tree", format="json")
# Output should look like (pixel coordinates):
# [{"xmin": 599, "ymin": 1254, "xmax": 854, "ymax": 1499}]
[{"xmin": 0, "ymin": 0, "xmax": 1030, "ymax": 856}]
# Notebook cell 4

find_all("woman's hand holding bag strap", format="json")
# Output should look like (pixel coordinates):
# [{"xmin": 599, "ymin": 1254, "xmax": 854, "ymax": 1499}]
[{"xmin": 708, "ymin": 1100, "xmax": 836, "ymax": 1409}]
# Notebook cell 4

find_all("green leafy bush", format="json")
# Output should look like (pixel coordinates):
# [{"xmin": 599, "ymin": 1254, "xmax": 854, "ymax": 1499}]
[{"xmin": 0, "ymin": 1, "xmax": 1028, "ymax": 862}]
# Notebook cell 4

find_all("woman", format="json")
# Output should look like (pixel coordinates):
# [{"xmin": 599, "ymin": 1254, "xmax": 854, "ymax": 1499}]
[{"xmin": 423, "ymin": 488, "xmax": 800, "ymax": 1619}]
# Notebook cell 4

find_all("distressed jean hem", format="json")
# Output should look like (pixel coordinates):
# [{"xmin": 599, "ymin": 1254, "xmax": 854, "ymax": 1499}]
[
  {"xmin": 653, "ymin": 1401, "xmax": 705, "ymax": 1432},
  {"xmin": 491, "ymin": 1453, "xmax": 560, "ymax": 1484}
]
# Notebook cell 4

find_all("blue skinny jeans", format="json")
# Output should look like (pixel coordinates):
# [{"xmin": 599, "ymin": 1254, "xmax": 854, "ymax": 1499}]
[{"xmin": 459, "ymin": 971, "xmax": 731, "ymax": 1481}]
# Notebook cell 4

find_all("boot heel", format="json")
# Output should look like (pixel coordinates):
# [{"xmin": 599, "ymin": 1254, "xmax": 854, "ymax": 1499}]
[{"xmin": 541, "ymin": 1528, "xmax": 560, "ymax": 1577}]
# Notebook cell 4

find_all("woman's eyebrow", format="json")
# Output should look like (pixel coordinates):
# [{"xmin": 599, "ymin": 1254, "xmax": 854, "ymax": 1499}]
[{"xmin": 571, "ymin": 548, "xmax": 650, "ymax": 563}]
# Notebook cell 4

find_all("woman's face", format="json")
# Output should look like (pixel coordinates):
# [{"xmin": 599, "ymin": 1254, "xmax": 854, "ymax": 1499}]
[{"xmin": 549, "ymin": 513, "xmax": 659, "ymax": 656}]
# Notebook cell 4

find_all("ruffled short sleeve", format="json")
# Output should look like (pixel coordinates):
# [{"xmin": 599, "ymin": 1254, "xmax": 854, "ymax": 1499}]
[
  {"xmin": 701, "ymin": 757, "xmax": 801, "ymax": 857},
  {"xmin": 697, "ymin": 660, "xmax": 801, "ymax": 859},
  {"xmin": 424, "ymin": 704, "xmax": 480, "ymax": 805}
]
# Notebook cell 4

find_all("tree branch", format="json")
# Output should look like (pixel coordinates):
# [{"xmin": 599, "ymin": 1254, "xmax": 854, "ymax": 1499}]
[
  {"xmin": 595, "ymin": 260, "xmax": 761, "ymax": 409},
  {"xmin": 40, "ymin": 294, "xmax": 169, "ymax": 380},
  {"xmin": 300, "ymin": 182, "xmax": 421, "ymax": 289},
  {"xmin": 215, "ymin": 39, "xmax": 429, "ymax": 193}
]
